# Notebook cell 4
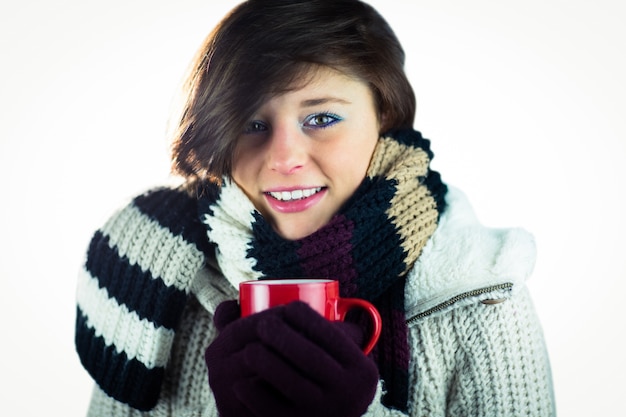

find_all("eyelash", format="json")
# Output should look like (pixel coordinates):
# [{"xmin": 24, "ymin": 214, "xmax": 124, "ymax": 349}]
[
  {"xmin": 244, "ymin": 121, "xmax": 267, "ymax": 134},
  {"xmin": 303, "ymin": 112, "xmax": 343, "ymax": 129},
  {"xmin": 243, "ymin": 112, "xmax": 343, "ymax": 134}
]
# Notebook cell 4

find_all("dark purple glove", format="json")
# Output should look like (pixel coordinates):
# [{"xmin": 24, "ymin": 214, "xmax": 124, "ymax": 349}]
[
  {"xmin": 205, "ymin": 300, "xmax": 281, "ymax": 417},
  {"xmin": 205, "ymin": 300, "xmax": 379, "ymax": 417}
]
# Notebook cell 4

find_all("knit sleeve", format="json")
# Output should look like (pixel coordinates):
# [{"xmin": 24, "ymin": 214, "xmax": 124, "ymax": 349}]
[
  {"xmin": 407, "ymin": 286, "xmax": 556, "ymax": 416},
  {"xmin": 75, "ymin": 187, "xmax": 213, "ymax": 411}
]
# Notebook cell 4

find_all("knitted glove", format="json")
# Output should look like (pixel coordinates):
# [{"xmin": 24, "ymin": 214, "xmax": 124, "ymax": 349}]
[
  {"xmin": 213, "ymin": 299, "xmax": 242, "ymax": 332},
  {"xmin": 205, "ymin": 301, "xmax": 280, "ymax": 417},
  {"xmin": 205, "ymin": 300, "xmax": 379, "ymax": 417}
]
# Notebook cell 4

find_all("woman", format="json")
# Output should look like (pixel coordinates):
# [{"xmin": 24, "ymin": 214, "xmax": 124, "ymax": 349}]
[{"xmin": 75, "ymin": 0, "xmax": 555, "ymax": 416}]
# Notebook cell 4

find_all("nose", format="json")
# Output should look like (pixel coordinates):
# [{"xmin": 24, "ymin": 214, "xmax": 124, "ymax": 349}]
[{"xmin": 266, "ymin": 123, "xmax": 306, "ymax": 175}]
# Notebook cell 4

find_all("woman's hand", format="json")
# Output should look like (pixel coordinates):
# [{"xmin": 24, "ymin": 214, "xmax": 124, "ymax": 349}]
[{"xmin": 205, "ymin": 300, "xmax": 379, "ymax": 417}]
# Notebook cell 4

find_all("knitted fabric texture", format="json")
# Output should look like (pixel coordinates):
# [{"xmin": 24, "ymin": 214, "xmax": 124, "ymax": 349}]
[
  {"xmin": 75, "ymin": 188, "xmax": 215, "ymax": 411},
  {"xmin": 198, "ymin": 129, "xmax": 448, "ymax": 411},
  {"xmin": 81, "ymin": 187, "xmax": 556, "ymax": 416}
]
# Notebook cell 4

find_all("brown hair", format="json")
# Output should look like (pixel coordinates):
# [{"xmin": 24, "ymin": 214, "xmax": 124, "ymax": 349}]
[{"xmin": 169, "ymin": 0, "xmax": 415, "ymax": 184}]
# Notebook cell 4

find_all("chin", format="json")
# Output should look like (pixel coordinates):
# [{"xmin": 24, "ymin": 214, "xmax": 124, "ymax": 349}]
[{"xmin": 275, "ymin": 223, "xmax": 321, "ymax": 241}]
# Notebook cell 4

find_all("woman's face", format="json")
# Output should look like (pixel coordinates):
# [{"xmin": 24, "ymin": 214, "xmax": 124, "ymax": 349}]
[{"xmin": 232, "ymin": 67, "xmax": 380, "ymax": 240}]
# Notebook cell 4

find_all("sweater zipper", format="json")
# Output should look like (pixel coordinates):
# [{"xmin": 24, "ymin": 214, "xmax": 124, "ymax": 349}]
[{"xmin": 406, "ymin": 282, "xmax": 514, "ymax": 324}]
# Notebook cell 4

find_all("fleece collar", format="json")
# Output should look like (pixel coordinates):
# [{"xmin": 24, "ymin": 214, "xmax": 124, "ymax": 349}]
[{"xmin": 405, "ymin": 186, "xmax": 536, "ymax": 319}]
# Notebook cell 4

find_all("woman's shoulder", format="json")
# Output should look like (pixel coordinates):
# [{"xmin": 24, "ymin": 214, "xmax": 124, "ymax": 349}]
[
  {"xmin": 98, "ymin": 184, "xmax": 214, "ymax": 257},
  {"xmin": 405, "ymin": 186, "xmax": 537, "ymax": 320},
  {"xmin": 77, "ymin": 183, "xmax": 213, "ymax": 411}
]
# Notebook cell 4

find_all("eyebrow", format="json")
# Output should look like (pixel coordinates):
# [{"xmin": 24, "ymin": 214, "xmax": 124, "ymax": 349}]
[{"xmin": 300, "ymin": 97, "xmax": 352, "ymax": 107}]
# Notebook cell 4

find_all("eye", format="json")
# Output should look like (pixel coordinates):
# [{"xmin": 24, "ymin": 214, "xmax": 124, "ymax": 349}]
[
  {"xmin": 303, "ymin": 113, "xmax": 342, "ymax": 128},
  {"xmin": 243, "ymin": 120, "xmax": 268, "ymax": 134}
]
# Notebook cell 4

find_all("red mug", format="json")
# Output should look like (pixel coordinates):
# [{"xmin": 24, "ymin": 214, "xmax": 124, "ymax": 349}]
[{"xmin": 239, "ymin": 279, "xmax": 382, "ymax": 355}]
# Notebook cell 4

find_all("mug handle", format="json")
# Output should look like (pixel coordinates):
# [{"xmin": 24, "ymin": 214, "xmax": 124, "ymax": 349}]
[{"xmin": 336, "ymin": 298, "xmax": 382, "ymax": 355}]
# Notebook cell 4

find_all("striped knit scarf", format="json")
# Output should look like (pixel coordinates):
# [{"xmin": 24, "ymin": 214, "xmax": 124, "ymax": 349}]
[{"xmin": 198, "ymin": 129, "xmax": 447, "ymax": 411}]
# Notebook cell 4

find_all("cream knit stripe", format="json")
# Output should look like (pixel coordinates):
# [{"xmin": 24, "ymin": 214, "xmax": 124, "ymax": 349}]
[
  {"xmin": 86, "ymin": 299, "xmax": 220, "ymax": 417},
  {"xmin": 77, "ymin": 268, "xmax": 175, "ymax": 369},
  {"xmin": 88, "ymin": 386, "xmax": 143, "ymax": 417},
  {"xmin": 202, "ymin": 180, "xmax": 263, "ymax": 288},
  {"xmin": 101, "ymin": 204, "xmax": 205, "ymax": 292}
]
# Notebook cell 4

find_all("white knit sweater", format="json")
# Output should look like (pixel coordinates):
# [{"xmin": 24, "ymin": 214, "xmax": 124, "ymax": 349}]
[{"xmin": 83, "ymin": 188, "xmax": 555, "ymax": 416}]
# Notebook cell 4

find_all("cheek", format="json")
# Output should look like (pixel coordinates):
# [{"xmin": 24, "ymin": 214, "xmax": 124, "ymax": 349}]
[
  {"xmin": 231, "ymin": 154, "xmax": 254, "ymax": 192},
  {"xmin": 352, "ymin": 134, "xmax": 378, "ymax": 174},
  {"xmin": 232, "ymin": 144, "xmax": 258, "ymax": 178},
  {"xmin": 332, "ymin": 142, "xmax": 375, "ymax": 188}
]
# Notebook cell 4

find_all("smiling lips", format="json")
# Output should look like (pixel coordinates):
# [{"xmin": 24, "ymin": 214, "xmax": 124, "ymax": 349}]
[
  {"xmin": 267, "ymin": 187, "xmax": 323, "ymax": 201},
  {"xmin": 264, "ymin": 187, "xmax": 326, "ymax": 213}
]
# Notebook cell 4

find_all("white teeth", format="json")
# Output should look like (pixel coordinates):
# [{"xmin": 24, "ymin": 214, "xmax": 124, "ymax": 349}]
[{"xmin": 269, "ymin": 187, "xmax": 322, "ymax": 201}]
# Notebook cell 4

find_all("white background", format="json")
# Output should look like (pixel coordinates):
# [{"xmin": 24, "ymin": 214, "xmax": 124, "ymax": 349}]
[{"xmin": 1, "ymin": 0, "xmax": 624, "ymax": 415}]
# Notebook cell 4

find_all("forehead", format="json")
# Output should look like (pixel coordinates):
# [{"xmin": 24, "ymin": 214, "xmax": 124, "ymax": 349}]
[{"xmin": 263, "ymin": 65, "xmax": 373, "ymax": 105}]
